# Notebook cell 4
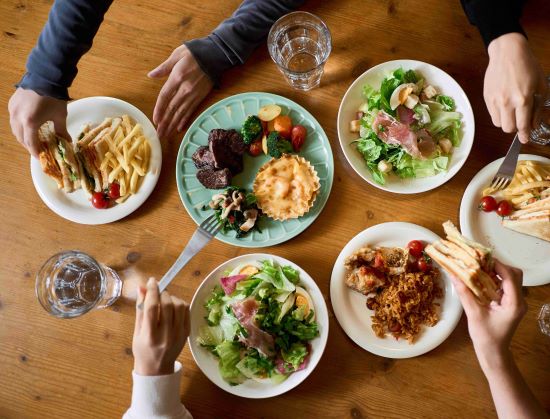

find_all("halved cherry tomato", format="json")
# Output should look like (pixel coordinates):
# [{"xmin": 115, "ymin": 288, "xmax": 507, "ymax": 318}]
[
  {"xmin": 228, "ymin": 215, "xmax": 236, "ymax": 224},
  {"xmin": 108, "ymin": 182, "xmax": 120, "ymax": 200},
  {"xmin": 479, "ymin": 196, "xmax": 498, "ymax": 212},
  {"xmin": 273, "ymin": 115, "xmax": 292, "ymax": 139},
  {"xmin": 92, "ymin": 192, "xmax": 109, "ymax": 209},
  {"xmin": 291, "ymin": 125, "xmax": 307, "ymax": 151},
  {"xmin": 249, "ymin": 140, "xmax": 263, "ymax": 156},
  {"xmin": 407, "ymin": 240, "xmax": 424, "ymax": 258},
  {"xmin": 417, "ymin": 257, "xmax": 431, "ymax": 272},
  {"xmin": 497, "ymin": 200, "xmax": 512, "ymax": 217}
]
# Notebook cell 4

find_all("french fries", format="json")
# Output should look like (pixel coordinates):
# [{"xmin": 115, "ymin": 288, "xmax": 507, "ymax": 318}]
[
  {"xmin": 95, "ymin": 114, "xmax": 151, "ymax": 203},
  {"xmin": 483, "ymin": 161, "xmax": 550, "ymax": 209}
]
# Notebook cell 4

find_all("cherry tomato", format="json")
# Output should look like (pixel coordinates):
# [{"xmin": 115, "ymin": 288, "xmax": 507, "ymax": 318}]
[
  {"xmin": 227, "ymin": 215, "xmax": 236, "ymax": 224},
  {"xmin": 108, "ymin": 182, "xmax": 120, "ymax": 200},
  {"xmin": 291, "ymin": 125, "xmax": 307, "ymax": 151},
  {"xmin": 479, "ymin": 196, "xmax": 497, "ymax": 212},
  {"xmin": 249, "ymin": 140, "xmax": 263, "ymax": 157},
  {"xmin": 92, "ymin": 192, "xmax": 109, "ymax": 209},
  {"xmin": 496, "ymin": 200, "xmax": 512, "ymax": 217},
  {"xmin": 417, "ymin": 257, "xmax": 431, "ymax": 272},
  {"xmin": 407, "ymin": 240, "xmax": 424, "ymax": 258},
  {"xmin": 273, "ymin": 115, "xmax": 292, "ymax": 139}
]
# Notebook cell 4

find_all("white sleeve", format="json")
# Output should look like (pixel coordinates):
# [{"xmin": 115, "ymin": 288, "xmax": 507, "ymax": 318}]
[{"xmin": 123, "ymin": 361, "xmax": 193, "ymax": 419}]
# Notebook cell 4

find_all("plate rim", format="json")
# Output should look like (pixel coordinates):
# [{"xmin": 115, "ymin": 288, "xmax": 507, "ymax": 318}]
[
  {"xmin": 175, "ymin": 91, "xmax": 334, "ymax": 248},
  {"xmin": 337, "ymin": 58, "xmax": 475, "ymax": 194},
  {"xmin": 329, "ymin": 221, "xmax": 463, "ymax": 359},
  {"xmin": 30, "ymin": 96, "xmax": 162, "ymax": 225},
  {"xmin": 459, "ymin": 153, "xmax": 550, "ymax": 287},
  {"xmin": 188, "ymin": 252, "xmax": 330, "ymax": 398}
]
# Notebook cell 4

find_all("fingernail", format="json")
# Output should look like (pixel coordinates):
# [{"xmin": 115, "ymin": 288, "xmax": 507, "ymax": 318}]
[{"xmin": 147, "ymin": 277, "xmax": 156, "ymax": 287}]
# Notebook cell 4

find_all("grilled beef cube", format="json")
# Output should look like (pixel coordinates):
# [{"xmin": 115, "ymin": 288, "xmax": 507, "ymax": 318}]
[
  {"xmin": 227, "ymin": 129, "xmax": 247, "ymax": 156},
  {"xmin": 209, "ymin": 134, "xmax": 243, "ymax": 175},
  {"xmin": 196, "ymin": 167, "xmax": 232, "ymax": 189},
  {"xmin": 192, "ymin": 146, "xmax": 215, "ymax": 169}
]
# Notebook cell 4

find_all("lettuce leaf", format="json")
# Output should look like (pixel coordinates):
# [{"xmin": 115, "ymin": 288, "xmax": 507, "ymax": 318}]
[
  {"xmin": 281, "ymin": 342, "xmax": 308, "ymax": 371},
  {"xmin": 215, "ymin": 341, "xmax": 246, "ymax": 385}
]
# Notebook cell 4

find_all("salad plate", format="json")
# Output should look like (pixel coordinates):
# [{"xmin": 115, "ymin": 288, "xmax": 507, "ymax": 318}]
[
  {"xmin": 330, "ymin": 222, "xmax": 462, "ymax": 358},
  {"xmin": 460, "ymin": 154, "xmax": 550, "ymax": 286},
  {"xmin": 337, "ymin": 59, "xmax": 474, "ymax": 194},
  {"xmin": 189, "ymin": 253, "xmax": 329, "ymax": 398},
  {"xmin": 30, "ymin": 96, "xmax": 162, "ymax": 224},
  {"xmin": 176, "ymin": 92, "xmax": 334, "ymax": 248}
]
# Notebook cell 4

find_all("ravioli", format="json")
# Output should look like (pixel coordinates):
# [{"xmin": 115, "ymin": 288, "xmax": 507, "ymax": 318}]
[{"xmin": 253, "ymin": 154, "xmax": 320, "ymax": 221}]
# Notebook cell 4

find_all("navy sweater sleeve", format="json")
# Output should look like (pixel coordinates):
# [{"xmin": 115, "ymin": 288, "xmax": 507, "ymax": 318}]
[
  {"xmin": 460, "ymin": 0, "xmax": 526, "ymax": 47},
  {"xmin": 185, "ymin": 0, "xmax": 305, "ymax": 86},
  {"xmin": 17, "ymin": 0, "xmax": 113, "ymax": 100}
]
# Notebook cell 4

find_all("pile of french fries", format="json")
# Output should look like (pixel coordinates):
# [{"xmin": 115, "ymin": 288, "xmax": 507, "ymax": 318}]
[
  {"xmin": 98, "ymin": 115, "xmax": 151, "ymax": 203},
  {"xmin": 483, "ymin": 161, "xmax": 550, "ymax": 209}
]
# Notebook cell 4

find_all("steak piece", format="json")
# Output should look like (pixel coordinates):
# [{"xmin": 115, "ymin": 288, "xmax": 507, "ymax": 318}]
[
  {"xmin": 192, "ymin": 146, "xmax": 215, "ymax": 169},
  {"xmin": 209, "ymin": 132, "xmax": 243, "ymax": 175},
  {"xmin": 226, "ymin": 129, "xmax": 247, "ymax": 156},
  {"xmin": 196, "ymin": 167, "xmax": 232, "ymax": 189}
]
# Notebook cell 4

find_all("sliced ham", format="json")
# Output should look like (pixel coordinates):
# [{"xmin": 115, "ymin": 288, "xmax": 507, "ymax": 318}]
[
  {"xmin": 417, "ymin": 129, "xmax": 436, "ymax": 158},
  {"xmin": 372, "ymin": 111, "xmax": 423, "ymax": 159},
  {"xmin": 220, "ymin": 274, "xmax": 248, "ymax": 295},
  {"xmin": 396, "ymin": 105, "xmax": 415, "ymax": 125},
  {"xmin": 232, "ymin": 298, "xmax": 276, "ymax": 357}
]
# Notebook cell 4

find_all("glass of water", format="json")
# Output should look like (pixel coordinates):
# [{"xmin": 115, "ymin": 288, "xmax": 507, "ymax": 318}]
[
  {"xmin": 36, "ymin": 251, "xmax": 122, "ymax": 319},
  {"xmin": 268, "ymin": 11, "xmax": 331, "ymax": 91},
  {"xmin": 539, "ymin": 303, "xmax": 550, "ymax": 336},
  {"xmin": 530, "ymin": 75, "xmax": 550, "ymax": 145}
]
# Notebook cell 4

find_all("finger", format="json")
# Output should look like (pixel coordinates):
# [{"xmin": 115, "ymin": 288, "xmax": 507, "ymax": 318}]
[
  {"xmin": 499, "ymin": 106, "xmax": 517, "ymax": 134},
  {"xmin": 23, "ymin": 125, "xmax": 41, "ymax": 158},
  {"xmin": 494, "ymin": 259, "xmax": 523, "ymax": 306},
  {"xmin": 157, "ymin": 84, "xmax": 187, "ymax": 138},
  {"xmin": 143, "ymin": 277, "xmax": 160, "ymax": 332},
  {"xmin": 515, "ymin": 100, "xmax": 533, "ymax": 144},
  {"xmin": 165, "ymin": 99, "xmax": 191, "ymax": 137},
  {"xmin": 52, "ymin": 117, "xmax": 71, "ymax": 141},
  {"xmin": 148, "ymin": 51, "xmax": 180, "ymax": 79},
  {"xmin": 177, "ymin": 102, "xmax": 197, "ymax": 133},
  {"xmin": 134, "ymin": 286, "xmax": 147, "ymax": 335},
  {"xmin": 450, "ymin": 276, "xmax": 483, "ymax": 317},
  {"xmin": 159, "ymin": 291, "xmax": 174, "ymax": 332},
  {"xmin": 153, "ymin": 77, "xmax": 181, "ymax": 127}
]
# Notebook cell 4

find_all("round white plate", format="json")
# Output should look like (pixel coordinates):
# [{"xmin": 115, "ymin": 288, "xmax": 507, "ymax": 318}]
[
  {"xmin": 337, "ymin": 59, "xmax": 474, "ymax": 194},
  {"xmin": 460, "ymin": 154, "xmax": 550, "ymax": 286},
  {"xmin": 30, "ymin": 96, "xmax": 162, "ymax": 224},
  {"xmin": 330, "ymin": 222, "xmax": 463, "ymax": 358},
  {"xmin": 189, "ymin": 253, "xmax": 329, "ymax": 398}
]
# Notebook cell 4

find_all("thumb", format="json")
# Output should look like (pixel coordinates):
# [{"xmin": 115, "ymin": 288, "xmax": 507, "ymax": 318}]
[
  {"xmin": 450, "ymin": 275, "xmax": 482, "ymax": 317},
  {"xmin": 52, "ymin": 118, "xmax": 70, "ymax": 142},
  {"xmin": 148, "ymin": 53, "xmax": 180, "ymax": 79}
]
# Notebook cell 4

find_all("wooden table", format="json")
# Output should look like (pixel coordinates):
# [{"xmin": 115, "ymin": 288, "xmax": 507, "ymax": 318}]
[{"xmin": 1, "ymin": 1, "xmax": 549, "ymax": 417}]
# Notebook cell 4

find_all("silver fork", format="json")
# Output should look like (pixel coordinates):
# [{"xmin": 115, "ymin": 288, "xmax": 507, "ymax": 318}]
[
  {"xmin": 489, "ymin": 133, "xmax": 522, "ymax": 191},
  {"xmin": 153, "ymin": 214, "xmax": 221, "ymax": 295}
]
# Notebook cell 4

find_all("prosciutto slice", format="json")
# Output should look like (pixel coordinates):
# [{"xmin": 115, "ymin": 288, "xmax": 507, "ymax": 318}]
[
  {"xmin": 232, "ymin": 298, "xmax": 275, "ymax": 357},
  {"xmin": 416, "ymin": 129, "xmax": 436, "ymax": 158},
  {"xmin": 372, "ymin": 111, "xmax": 422, "ymax": 159},
  {"xmin": 220, "ymin": 274, "xmax": 248, "ymax": 295}
]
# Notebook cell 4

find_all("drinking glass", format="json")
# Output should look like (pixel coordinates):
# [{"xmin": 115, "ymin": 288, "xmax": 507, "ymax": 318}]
[
  {"xmin": 530, "ymin": 75, "xmax": 550, "ymax": 145},
  {"xmin": 36, "ymin": 251, "xmax": 122, "ymax": 319},
  {"xmin": 539, "ymin": 303, "xmax": 550, "ymax": 336},
  {"xmin": 268, "ymin": 11, "xmax": 331, "ymax": 91}
]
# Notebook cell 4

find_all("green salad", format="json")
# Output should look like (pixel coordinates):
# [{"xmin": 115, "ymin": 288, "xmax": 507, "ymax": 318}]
[
  {"xmin": 198, "ymin": 260, "xmax": 319, "ymax": 385},
  {"xmin": 350, "ymin": 68, "xmax": 463, "ymax": 184}
]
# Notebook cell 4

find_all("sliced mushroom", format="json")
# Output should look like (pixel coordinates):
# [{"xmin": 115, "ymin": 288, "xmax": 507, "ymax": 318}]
[
  {"xmin": 240, "ymin": 209, "xmax": 258, "ymax": 231},
  {"xmin": 221, "ymin": 202, "xmax": 237, "ymax": 220}
]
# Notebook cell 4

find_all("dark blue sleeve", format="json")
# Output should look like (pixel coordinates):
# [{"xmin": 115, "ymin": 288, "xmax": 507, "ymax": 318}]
[
  {"xmin": 17, "ymin": 0, "xmax": 113, "ymax": 100},
  {"xmin": 185, "ymin": 0, "xmax": 305, "ymax": 86},
  {"xmin": 460, "ymin": 0, "xmax": 526, "ymax": 47}
]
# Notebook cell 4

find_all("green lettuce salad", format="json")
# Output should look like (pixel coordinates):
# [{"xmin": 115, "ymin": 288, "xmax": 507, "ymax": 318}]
[
  {"xmin": 198, "ymin": 260, "xmax": 319, "ymax": 385},
  {"xmin": 350, "ymin": 68, "xmax": 463, "ymax": 184}
]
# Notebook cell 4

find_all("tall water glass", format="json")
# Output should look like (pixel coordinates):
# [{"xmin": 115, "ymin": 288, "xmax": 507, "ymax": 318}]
[
  {"xmin": 36, "ymin": 251, "xmax": 122, "ymax": 319},
  {"xmin": 530, "ymin": 75, "xmax": 550, "ymax": 145},
  {"xmin": 268, "ymin": 12, "xmax": 331, "ymax": 91}
]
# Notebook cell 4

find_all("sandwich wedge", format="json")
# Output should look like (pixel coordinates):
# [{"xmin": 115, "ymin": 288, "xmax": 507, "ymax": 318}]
[
  {"xmin": 502, "ymin": 196, "xmax": 550, "ymax": 242},
  {"xmin": 38, "ymin": 122, "xmax": 80, "ymax": 192},
  {"xmin": 425, "ymin": 221, "xmax": 500, "ymax": 304}
]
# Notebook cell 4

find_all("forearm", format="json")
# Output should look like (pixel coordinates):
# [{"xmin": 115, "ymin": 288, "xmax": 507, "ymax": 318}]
[
  {"xmin": 459, "ymin": 0, "xmax": 526, "ymax": 47},
  {"xmin": 480, "ymin": 350, "xmax": 547, "ymax": 419},
  {"xmin": 185, "ymin": 0, "xmax": 305, "ymax": 86},
  {"xmin": 17, "ymin": 0, "xmax": 113, "ymax": 100}
]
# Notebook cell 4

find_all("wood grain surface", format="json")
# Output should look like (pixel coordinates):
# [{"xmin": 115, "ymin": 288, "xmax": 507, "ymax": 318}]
[{"xmin": 1, "ymin": 1, "xmax": 549, "ymax": 418}]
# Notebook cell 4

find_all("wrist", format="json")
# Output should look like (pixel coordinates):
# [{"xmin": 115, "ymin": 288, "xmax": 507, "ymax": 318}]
[
  {"xmin": 476, "ymin": 346, "xmax": 513, "ymax": 377},
  {"xmin": 134, "ymin": 359, "xmax": 174, "ymax": 376},
  {"xmin": 488, "ymin": 32, "xmax": 527, "ymax": 58}
]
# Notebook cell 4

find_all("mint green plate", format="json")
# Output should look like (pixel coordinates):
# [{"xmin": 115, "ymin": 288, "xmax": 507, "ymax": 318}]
[{"xmin": 176, "ymin": 92, "xmax": 334, "ymax": 248}]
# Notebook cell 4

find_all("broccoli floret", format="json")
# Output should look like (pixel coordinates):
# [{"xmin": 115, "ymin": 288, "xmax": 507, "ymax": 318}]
[
  {"xmin": 266, "ymin": 132, "xmax": 293, "ymax": 158},
  {"xmin": 241, "ymin": 115, "xmax": 262, "ymax": 144}
]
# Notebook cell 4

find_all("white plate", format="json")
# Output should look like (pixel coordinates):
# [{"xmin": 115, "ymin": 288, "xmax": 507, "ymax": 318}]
[
  {"xmin": 189, "ymin": 254, "xmax": 329, "ymax": 398},
  {"xmin": 330, "ymin": 222, "xmax": 463, "ymax": 358},
  {"xmin": 337, "ymin": 59, "xmax": 474, "ymax": 194},
  {"xmin": 460, "ymin": 154, "xmax": 550, "ymax": 286},
  {"xmin": 31, "ymin": 96, "xmax": 162, "ymax": 224}
]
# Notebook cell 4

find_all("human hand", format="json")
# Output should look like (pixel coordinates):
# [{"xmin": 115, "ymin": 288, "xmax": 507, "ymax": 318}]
[
  {"xmin": 148, "ymin": 44, "xmax": 213, "ymax": 139},
  {"xmin": 485, "ymin": 33, "xmax": 546, "ymax": 144},
  {"xmin": 451, "ymin": 259, "xmax": 527, "ymax": 373},
  {"xmin": 132, "ymin": 277, "xmax": 190, "ymax": 376},
  {"xmin": 8, "ymin": 88, "xmax": 69, "ymax": 158}
]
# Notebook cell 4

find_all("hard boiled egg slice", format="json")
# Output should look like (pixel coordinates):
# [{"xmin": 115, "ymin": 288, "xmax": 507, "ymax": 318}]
[
  {"xmin": 295, "ymin": 286, "xmax": 315, "ymax": 321},
  {"xmin": 390, "ymin": 83, "xmax": 416, "ymax": 110},
  {"xmin": 239, "ymin": 265, "xmax": 260, "ymax": 277}
]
